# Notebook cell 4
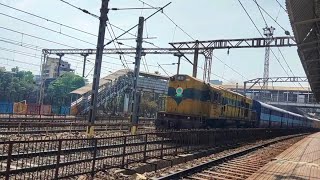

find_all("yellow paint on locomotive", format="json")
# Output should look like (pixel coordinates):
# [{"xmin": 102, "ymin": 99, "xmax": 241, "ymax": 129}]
[
  {"xmin": 166, "ymin": 75, "xmax": 210, "ymax": 117},
  {"xmin": 165, "ymin": 74, "xmax": 254, "ymax": 122}
]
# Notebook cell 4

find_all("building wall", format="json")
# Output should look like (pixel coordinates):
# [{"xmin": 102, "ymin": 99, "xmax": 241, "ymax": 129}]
[{"xmin": 42, "ymin": 57, "xmax": 73, "ymax": 78}]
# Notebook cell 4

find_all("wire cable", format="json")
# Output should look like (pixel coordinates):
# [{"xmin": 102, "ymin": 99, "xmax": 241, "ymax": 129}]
[
  {"xmin": 252, "ymin": 0, "xmax": 289, "ymax": 34},
  {"xmin": 137, "ymin": 0, "xmax": 195, "ymax": 41},
  {"xmin": 239, "ymin": 0, "xmax": 306, "ymax": 89},
  {"xmin": 275, "ymin": 0, "xmax": 288, "ymax": 14},
  {"xmin": 157, "ymin": 63, "xmax": 172, "ymax": 76},
  {"xmin": 238, "ymin": 0, "xmax": 263, "ymax": 36},
  {"xmin": 59, "ymin": 0, "xmax": 99, "ymax": 18},
  {"xmin": 0, "ymin": 12, "xmax": 96, "ymax": 46},
  {"xmin": 106, "ymin": 25, "xmax": 129, "ymax": 69},
  {"xmin": 104, "ymin": 2, "xmax": 171, "ymax": 47},
  {"xmin": 253, "ymin": 0, "xmax": 268, "ymax": 27},
  {"xmin": 213, "ymin": 54, "xmax": 248, "ymax": 80},
  {"xmin": 0, "ymin": 2, "xmax": 102, "ymax": 39}
]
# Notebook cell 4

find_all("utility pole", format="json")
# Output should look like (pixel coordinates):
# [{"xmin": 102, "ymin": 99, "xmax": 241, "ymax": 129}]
[
  {"xmin": 130, "ymin": 16, "xmax": 144, "ymax": 135},
  {"xmin": 56, "ymin": 53, "xmax": 64, "ymax": 77},
  {"xmin": 262, "ymin": 26, "xmax": 275, "ymax": 90},
  {"xmin": 80, "ymin": 53, "xmax": 89, "ymax": 77},
  {"xmin": 87, "ymin": 0, "xmax": 110, "ymax": 137}
]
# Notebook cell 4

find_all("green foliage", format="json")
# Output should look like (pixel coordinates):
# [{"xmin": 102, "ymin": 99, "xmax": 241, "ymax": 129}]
[
  {"xmin": 46, "ymin": 72, "xmax": 85, "ymax": 106},
  {"xmin": 140, "ymin": 92, "xmax": 158, "ymax": 117},
  {"xmin": 0, "ymin": 67, "xmax": 36, "ymax": 102}
]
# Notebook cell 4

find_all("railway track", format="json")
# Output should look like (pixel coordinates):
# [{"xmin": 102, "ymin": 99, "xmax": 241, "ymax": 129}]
[
  {"xmin": 0, "ymin": 126, "xmax": 155, "ymax": 135},
  {"xmin": 0, "ymin": 121, "xmax": 154, "ymax": 135},
  {"xmin": 155, "ymin": 134, "xmax": 305, "ymax": 180},
  {"xmin": 0, "ymin": 129, "xmax": 310, "ymax": 179}
]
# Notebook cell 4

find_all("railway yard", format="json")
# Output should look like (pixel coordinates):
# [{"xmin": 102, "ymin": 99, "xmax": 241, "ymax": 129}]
[{"xmin": 0, "ymin": 115, "xmax": 318, "ymax": 179}]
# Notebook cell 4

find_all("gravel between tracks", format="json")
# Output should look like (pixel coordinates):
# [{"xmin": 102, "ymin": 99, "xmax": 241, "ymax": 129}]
[
  {"xmin": 151, "ymin": 135, "xmax": 305, "ymax": 180},
  {"xmin": 87, "ymin": 135, "xmax": 306, "ymax": 180}
]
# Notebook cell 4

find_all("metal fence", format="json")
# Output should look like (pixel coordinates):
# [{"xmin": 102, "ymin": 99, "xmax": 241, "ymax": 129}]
[{"xmin": 0, "ymin": 128, "xmax": 311, "ymax": 179}]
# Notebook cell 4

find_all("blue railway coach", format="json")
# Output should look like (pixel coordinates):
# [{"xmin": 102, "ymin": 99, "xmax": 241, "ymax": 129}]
[{"xmin": 253, "ymin": 100, "xmax": 310, "ymax": 129}]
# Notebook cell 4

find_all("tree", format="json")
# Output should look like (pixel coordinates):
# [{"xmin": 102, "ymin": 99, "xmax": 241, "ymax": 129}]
[
  {"xmin": 139, "ymin": 92, "xmax": 158, "ymax": 117},
  {"xmin": 46, "ymin": 73, "xmax": 85, "ymax": 106},
  {"xmin": 0, "ymin": 67, "xmax": 37, "ymax": 102}
]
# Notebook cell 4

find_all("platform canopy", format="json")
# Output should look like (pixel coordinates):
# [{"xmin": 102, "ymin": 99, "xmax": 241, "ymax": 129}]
[{"xmin": 287, "ymin": 0, "xmax": 320, "ymax": 101}]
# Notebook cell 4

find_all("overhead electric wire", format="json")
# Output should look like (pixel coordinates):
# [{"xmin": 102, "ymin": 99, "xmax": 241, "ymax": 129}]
[
  {"xmin": 157, "ymin": 63, "xmax": 172, "ymax": 76},
  {"xmin": 108, "ymin": 20, "xmax": 134, "ymax": 66},
  {"xmin": 179, "ymin": 57, "xmax": 233, "ymax": 84},
  {"xmin": 58, "ymin": 0, "xmax": 160, "ymax": 48},
  {"xmin": 0, "ymin": 27, "xmax": 136, "ymax": 67},
  {"xmin": 106, "ymin": 25, "xmax": 129, "ymax": 69},
  {"xmin": 0, "ymin": 45, "xmax": 124, "ymax": 73},
  {"xmin": 110, "ymin": 7, "xmax": 159, "ymax": 11},
  {"xmin": 0, "ymin": 37, "xmax": 158, "ymax": 70},
  {"xmin": 0, "ymin": 26, "xmax": 75, "ymax": 48},
  {"xmin": 213, "ymin": 54, "xmax": 248, "ymax": 80},
  {"xmin": 104, "ymin": 2, "xmax": 172, "ymax": 47},
  {"xmin": 0, "ymin": 57, "xmax": 39, "ymax": 67},
  {"xmin": 0, "ymin": 61, "xmax": 40, "ymax": 73},
  {"xmin": 0, "ymin": 12, "xmax": 96, "ymax": 46},
  {"xmin": 139, "ymin": 0, "xmax": 242, "ymax": 83},
  {"xmin": 0, "ymin": 2, "xmax": 102, "ymax": 38},
  {"xmin": 252, "ymin": 0, "xmax": 306, "ymax": 89},
  {"xmin": 137, "ymin": 0, "xmax": 195, "ymax": 41},
  {"xmin": 253, "ymin": 0, "xmax": 268, "ymax": 27},
  {"xmin": 59, "ymin": 0, "xmax": 99, "ymax": 18},
  {"xmin": 238, "ymin": 0, "xmax": 263, "ymax": 36},
  {"xmin": 275, "ymin": 0, "xmax": 288, "ymax": 13},
  {"xmin": 252, "ymin": 0, "xmax": 289, "ymax": 34}
]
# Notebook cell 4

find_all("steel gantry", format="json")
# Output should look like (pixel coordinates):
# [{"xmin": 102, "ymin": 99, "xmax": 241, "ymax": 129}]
[
  {"xmin": 42, "ymin": 48, "xmax": 196, "ymax": 55},
  {"xmin": 169, "ymin": 36, "xmax": 296, "ymax": 82},
  {"xmin": 42, "ymin": 36, "xmax": 296, "ymax": 83},
  {"xmin": 244, "ymin": 76, "xmax": 308, "ymax": 95}
]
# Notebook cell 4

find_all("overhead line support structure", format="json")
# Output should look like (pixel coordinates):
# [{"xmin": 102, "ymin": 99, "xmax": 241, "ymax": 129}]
[
  {"xmin": 243, "ymin": 77, "xmax": 308, "ymax": 96},
  {"xmin": 80, "ymin": 53, "xmax": 89, "ymax": 77},
  {"xmin": 87, "ymin": 0, "xmax": 110, "ymax": 137},
  {"xmin": 130, "ymin": 17, "xmax": 144, "ymax": 135},
  {"xmin": 169, "ymin": 36, "xmax": 296, "ymax": 82},
  {"xmin": 41, "ymin": 36, "xmax": 296, "ymax": 87}
]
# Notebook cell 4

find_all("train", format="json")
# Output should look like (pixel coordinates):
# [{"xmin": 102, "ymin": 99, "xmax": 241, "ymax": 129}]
[{"xmin": 156, "ymin": 74, "xmax": 320, "ymax": 129}]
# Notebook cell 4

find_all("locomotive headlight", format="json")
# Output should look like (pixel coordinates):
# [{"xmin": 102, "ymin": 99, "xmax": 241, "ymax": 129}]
[{"xmin": 177, "ymin": 75, "xmax": 185, "ymax": 81}]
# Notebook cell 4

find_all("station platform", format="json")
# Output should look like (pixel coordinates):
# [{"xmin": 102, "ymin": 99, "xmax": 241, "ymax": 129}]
[{"xmin": 248, "ymin": 132, "xmax": 320, "ymax": 180}]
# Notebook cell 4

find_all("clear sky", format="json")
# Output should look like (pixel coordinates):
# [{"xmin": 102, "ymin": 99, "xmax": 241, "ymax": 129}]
[{"xmin": 0, "ymin": 0, "xmax": 309, "ymax": 87}]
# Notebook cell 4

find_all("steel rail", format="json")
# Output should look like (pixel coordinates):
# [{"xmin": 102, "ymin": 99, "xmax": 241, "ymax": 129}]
[{"xmin": 155, "ymin": 133, "xmax": 306, "ymax": 180}]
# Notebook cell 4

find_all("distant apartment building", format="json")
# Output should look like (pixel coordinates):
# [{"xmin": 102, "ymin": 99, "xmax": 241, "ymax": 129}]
[{"xmin": 42, "ymin": 57, "xmax": 73, "ymax": 78}]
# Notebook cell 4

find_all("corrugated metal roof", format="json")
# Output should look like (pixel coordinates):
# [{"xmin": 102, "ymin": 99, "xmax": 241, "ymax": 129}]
[
  {"xmin": 71, "ymin": 69, "xmax": 168, "ymax": 95},
  {"xmin": 287, "ymin": 0, "xmax": 320, "ymax": 101}
]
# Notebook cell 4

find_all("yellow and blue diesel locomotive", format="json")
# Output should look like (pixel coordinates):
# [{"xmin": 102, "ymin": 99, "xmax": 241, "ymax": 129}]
[
  {"xmin": 156, "ymin": 74, "xmax": 256, "ymax": 129},
  {"xmin": 156, "ymin": 74, "xmax": 320, "ymax": 129}
]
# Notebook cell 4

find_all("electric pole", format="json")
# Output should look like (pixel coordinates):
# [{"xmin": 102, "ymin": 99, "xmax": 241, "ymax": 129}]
[
  {"xmin": 81, "ymin": 53, "xmax": 89, "ymax": 77},
  {"xmin": 262, "ymin": 26, "xmax": 275, "ymax": 90},
  {"xmin": 130, "ymin": 16, "xmax": 144, "ymax": 135},
  {"xmin": 87, "ymin": 0, "xmax": 110, "ymax": 137}
]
